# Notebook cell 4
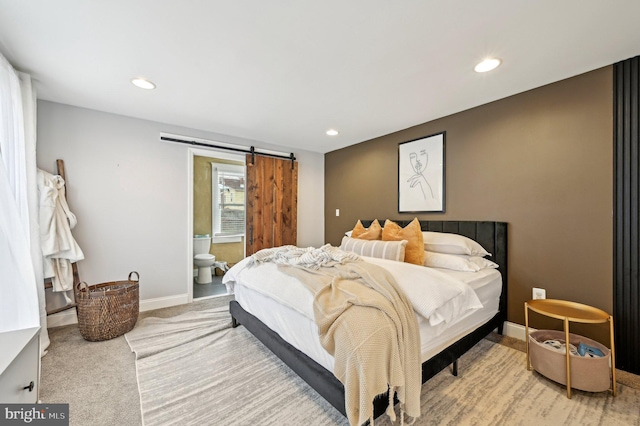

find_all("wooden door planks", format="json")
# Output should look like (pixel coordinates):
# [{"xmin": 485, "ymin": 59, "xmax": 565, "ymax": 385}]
[{"xmin": 245, "ymin": 155, "xmax": 298, "ymax": 255}]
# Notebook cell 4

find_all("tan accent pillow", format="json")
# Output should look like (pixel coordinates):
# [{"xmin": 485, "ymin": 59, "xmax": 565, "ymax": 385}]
[
  {"xmin": 340, "ymin": 237, "xmax": 407, "ymax": 262},
  {"xmin": 351, "ymin": 219, "xmax": 382, "ymax": 240},
  {"xmin": 382, "ymin": 218, "xmax": 425, "ymax": 265}
]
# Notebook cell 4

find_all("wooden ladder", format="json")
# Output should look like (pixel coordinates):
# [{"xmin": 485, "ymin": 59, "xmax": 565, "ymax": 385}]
[{"xmin": 44, "ymin": 159, "xmax": 80, "ymax": 315}]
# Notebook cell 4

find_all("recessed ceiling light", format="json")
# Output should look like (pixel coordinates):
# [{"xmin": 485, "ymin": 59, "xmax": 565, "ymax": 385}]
[
  {"xmin": 131, "ymin": 77, "xmax": 156, "ymax": 90},
  {"xmin": 474, "ymin": 58, "xmax": 501, "ymax": 73},
  {"xmin": 326, "ymin": 129, "xmax": 339, "ymax": 136}
]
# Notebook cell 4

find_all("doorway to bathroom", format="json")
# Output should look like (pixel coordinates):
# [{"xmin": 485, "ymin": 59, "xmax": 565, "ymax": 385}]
[{"xmin": 189, "ymin": 148, "xmax": 245, "ymax": 300}]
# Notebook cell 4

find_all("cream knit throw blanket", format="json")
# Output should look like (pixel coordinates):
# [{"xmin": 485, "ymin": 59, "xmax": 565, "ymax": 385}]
[{"xmin": 251, "ymin": 245, "xmax": 421, "ymax": 426}]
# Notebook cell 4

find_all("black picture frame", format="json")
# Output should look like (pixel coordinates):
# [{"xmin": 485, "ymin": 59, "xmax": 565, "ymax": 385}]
[{"xmin": 398, "ymin": 131, "xmax": 446, "ymax": 213}]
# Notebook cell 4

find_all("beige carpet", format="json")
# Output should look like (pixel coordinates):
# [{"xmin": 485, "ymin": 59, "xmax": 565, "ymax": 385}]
[
  {"xmin": 39, "ymin": 295, "xmax": 235, "ymax": 426},
  {"xmin": 126, "ymin": 308, "xmax": 640, "ymax": 426}
]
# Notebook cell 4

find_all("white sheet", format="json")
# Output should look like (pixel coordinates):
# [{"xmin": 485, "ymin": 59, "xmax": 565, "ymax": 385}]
[
  {"xmin": 233, "ymin": 268, "xmax": 502, "ymax": 369},
  {"xmin": 416, "ymin": 268, "xmax": 502, "ymax": 361},
  {"xmin": 226, "ymin": 259, "xmax": 503, "ymax": 371},
  {"xmin": 225, "ymin": 255, "xmax": 483, "ymax": 327}
]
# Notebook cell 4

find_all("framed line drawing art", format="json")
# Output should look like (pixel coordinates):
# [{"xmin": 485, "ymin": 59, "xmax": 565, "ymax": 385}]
[{"xmin": 398, "ymin": 131, "xmax": 445, "ymax": 212}]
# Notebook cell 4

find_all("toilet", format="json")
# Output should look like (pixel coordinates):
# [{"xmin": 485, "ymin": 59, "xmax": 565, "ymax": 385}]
[{"xmin": 193, "ymin": 234, "xmax": 216, "ymax": 284}]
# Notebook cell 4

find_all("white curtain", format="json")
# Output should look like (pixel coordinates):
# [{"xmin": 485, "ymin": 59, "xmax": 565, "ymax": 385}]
[{"xmin": 0, "ymin": 53, "xmax": 50, "ymax": 353}]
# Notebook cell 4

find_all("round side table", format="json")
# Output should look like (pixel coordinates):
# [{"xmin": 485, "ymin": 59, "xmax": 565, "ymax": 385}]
[{"xmin": 524, "ymin": 299, "xmax": 616, "ymax": 398}]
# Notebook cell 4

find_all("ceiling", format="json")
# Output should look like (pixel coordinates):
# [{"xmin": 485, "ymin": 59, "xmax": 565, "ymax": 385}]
[{"xmin": 1, "ymin": 1, "xmax": 639, "ymax": 154}]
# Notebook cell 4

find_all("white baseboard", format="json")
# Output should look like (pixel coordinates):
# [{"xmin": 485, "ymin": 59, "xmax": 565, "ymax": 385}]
[
  {"xmin": 503, "ymin": 321, "xmax": 534, "ymax": 341},
  {"xmin": 46, "ymin": 293, "xmax": 189, "ymax": 329},
  {"xmin": 139, "ymin": 293, "xmax": 189, "ymax": 312},
  {"xmin": 46, "ymin": 309, "xmax": 78, "ymax": 328}
]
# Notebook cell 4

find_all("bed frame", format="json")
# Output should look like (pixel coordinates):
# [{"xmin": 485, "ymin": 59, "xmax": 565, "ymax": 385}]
[{"xmin": 230, "ymin": 220, "xmax": 508, "ymax": 421}]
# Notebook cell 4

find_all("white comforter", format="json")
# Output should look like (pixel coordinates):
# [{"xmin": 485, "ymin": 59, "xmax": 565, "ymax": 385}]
[{"xmin": 223, "ymin": 254, "xmax": 482, "ymax": 327}]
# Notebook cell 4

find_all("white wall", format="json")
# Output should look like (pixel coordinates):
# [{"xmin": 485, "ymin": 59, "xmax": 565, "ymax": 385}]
[{"xmin": 37, "ymin": 101, "xmax": 324, "ymax": 307}]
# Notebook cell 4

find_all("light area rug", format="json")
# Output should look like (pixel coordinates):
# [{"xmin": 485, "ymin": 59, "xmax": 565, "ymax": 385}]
[
  {"xmin": 125, "ymin": 306, "xmax": 346, "ymax": 425},
  {"xmin": 126, "ymin": 307, "xmax": 640, "ymax": 426}
]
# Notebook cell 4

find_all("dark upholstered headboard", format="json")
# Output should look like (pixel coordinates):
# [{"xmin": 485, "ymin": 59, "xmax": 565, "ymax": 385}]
[{"xmin": 361, "ymin": 220, "xmax": 508, "ymax": 321}]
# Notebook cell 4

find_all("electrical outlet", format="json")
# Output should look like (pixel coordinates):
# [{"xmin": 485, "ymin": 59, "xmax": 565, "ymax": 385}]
[
  {"xmin": 532, "ymin": 287, "xmax": 546, "ymax": 300},
  {"xmin": 335, "ymin": 209, "xmax": 340, "ymax": 217}
]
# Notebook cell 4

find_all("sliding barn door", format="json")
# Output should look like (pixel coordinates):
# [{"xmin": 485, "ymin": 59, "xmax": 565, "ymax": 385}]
[{"xmin": 245, "ymin": 155, "xmax": 298, "ymax": 256}]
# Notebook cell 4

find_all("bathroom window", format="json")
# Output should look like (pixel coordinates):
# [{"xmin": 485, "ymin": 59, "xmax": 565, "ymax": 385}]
[{"xmin": 211, "ymin": 162, "xmax": 245, "ymax": 243}]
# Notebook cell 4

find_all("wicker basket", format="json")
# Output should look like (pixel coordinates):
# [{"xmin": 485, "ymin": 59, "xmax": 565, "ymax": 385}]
[{"xmin": 76, "ymin": 272, "xmax": 140, "ymax": 342}]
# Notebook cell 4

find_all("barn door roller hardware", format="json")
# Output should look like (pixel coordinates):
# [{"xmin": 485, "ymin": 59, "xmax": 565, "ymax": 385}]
[{"xmin": 160, "ymin": 133, "xmax": 296, "ymax": 167}]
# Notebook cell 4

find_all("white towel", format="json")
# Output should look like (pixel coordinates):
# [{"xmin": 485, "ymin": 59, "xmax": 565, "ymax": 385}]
[{"xmin": 37, "ymin": 169, "xmax": 84, "ymax": 292}]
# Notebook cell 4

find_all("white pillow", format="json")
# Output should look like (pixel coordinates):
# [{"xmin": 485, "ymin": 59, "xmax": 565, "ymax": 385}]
[
  {"xmin": 423, "ymin": 252, "xmax": 499, "ymax": 271},
  {"xmin": 423, "ymin": 251, "xmax": 480, "ymax": 272},
  {"xmin": 468, "ymin": 256, "xmax": 499, "ymax": 270},
  {"xmin": 340, "ymin": 237, "xmax": 407, "ymax": 262},
  {"xmin": 422, "ymin": 231, "xmax": 491, "ymax": 256}
]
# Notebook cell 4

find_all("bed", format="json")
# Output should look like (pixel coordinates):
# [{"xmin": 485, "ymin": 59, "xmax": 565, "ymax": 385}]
[{"xmin": 227, "ymin": 220, "xmax": 508, "ymax": 423}]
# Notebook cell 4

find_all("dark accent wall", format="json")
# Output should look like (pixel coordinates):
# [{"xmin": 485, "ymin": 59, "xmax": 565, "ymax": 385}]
[
  {"xmin": 325, "ymin": 67, "xmax": 613, "ymax": 344},
  {"xmin": 614, "ymin": 56, "xmax": 640, "ymax": 374}
]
